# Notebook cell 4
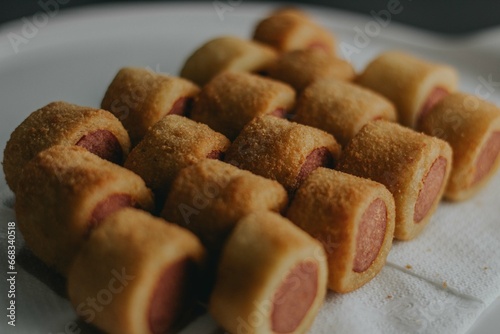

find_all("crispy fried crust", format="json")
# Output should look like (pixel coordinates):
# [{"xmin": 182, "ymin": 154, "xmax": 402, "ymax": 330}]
[
  {"xmin": 338, "ymin": 120, "xmax": 452, "ymax": 240},
  {"xmin": 253, "ymin": 11, "xmax": 336, "ymax": 54},
  {"xmin": 420, "ymin": 93, "xmax": 500, "ymax": 201},
  {"xmin": 267, "ymin": 49, "xmax": 355, "ymax": 92},
  {"xmin": 180, "ymin": 36, "xmax": 278, "ymax": 87},
  {"xmin": 294, "ymin": 79, "xmax": 397, "ymax": 146},
  {"xmin": 190, "ymin": 71, "xmax": 296, "ymax": 140},
  {"xmin": 287, "ymin": 168, "xmax": 395, "ymax": 292},
  {"xmin": 356, "ymin": 51, "xmax": 458, "ymax": 128},
  {"xmin": 225, "ymin": 115, "xmax": 341, "ymax": 193},
  {"xmin": 15, "ymin": 146, "xmax": 154, "ymax": 275},
  {"xmin": 101, "ymin": 67, "xmax": 200, "ymax": 145},
  {"xmin": 3, "ymin": 101, "xmax": 130, "ymax": 192},
  {"xmin": 124, "ymin": 115, "xmax": 230, "ymax": 198},
  {"xmin": 161, "ymin": 160, "xmax": 288, "ymax": 251},
  {"xmin": 210, "ymin": 211, "xmax": 327, "ymax": 334},
  {"xmin": 67, "ymin": 208, "xmax": 205, "ymax": 334}
]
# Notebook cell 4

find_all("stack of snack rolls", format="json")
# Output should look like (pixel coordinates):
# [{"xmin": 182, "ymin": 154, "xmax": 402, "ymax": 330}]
[{"xmin": 3, "ymin": 6, "xmax": 500, "ymax": 334}]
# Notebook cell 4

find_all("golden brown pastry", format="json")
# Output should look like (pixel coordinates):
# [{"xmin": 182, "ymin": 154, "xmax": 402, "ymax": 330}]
[
  {"xmin": 3, "ymin": 101, "xmax": 130, "ymax": 192},
  {"xmin": 253, "ymin": 9, "xmax": 336, "ymax": 54},
  {"xmin": 180, "ymin": 36, "xmax": 277, "ymax": 87},
  {"xmin": 356, "ymin": 51, "xmax": 458, "ymax": 128},
  {"xmin": 210, "ymin": 211, "xmax": 328, "ymax": 334},
  {"xmin": 338, "ymin": 120, "xmax": 452, "ymax": 240},
  {"xmin": 124, "ymin": 115, "xmax": 230, "ymax": 205},
  {"xmin": 294, "ymin": 79, "xmax": 397, "ymax": 146},
  {"xmin": 420, "ymin": 93, "xmax": 500, "ymax": 201},
  {"xmin": 101, "ymin": 67, "xmax": 200, "ymax": 145},
  {"xmin": 190, "ymin": 71, "xmax": 295, "ymax": 140},
  {"xmin": 225, "ymin": 115, "xmax": 341, "ymax": 193},
  {"xmin": 287, "ymin": 168, "xmax": 395, "ymax": 292},
  {"xmin": 68, "ymin": 208, "xmax": 205, "ymax": 334},
  {"xmin": 267, "ymin": 49, "xmax": 355, "ymax": 92},
  {"xmin": 161, "ymin": 159, "xmax": 288, "ymax": 251},
  {"xmin": 15, "ymin": 145, "xmax": 154, "ymax": 274}
]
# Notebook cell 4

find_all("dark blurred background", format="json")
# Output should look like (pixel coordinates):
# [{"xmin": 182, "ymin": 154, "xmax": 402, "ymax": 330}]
[{"xmin": 1, "ymin": 0, "xmax": 500, "ymax": 35}]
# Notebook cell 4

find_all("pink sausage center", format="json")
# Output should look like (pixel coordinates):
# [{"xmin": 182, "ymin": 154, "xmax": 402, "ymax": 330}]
[
  {"xmin": 89, "ymin": 194, "xmax": 135, "ymax": 230},
  {"xmin": 206, "ymin": 150, "xmax": 224, "ymax": 160},
  {"xmin": 419, "ymin": 87, "xmax": 450, "ymax": 125},
  {"xmin": 414, "ymin": 156, "xmax": 447, "ymax": 223},
  {"xmin": 149, "ymin": 258, "xmax": 197, "ymax": 334},
  {"xmin": 353, "ymin": 199, "xmax": 387, "ymax": 273},
  {"xmin": 307, "ymin": 42, "xmax": 330, "ymax": 53},
  {"xmin": 271, "ymin": 261, "xmax": 318, "ymax": 333},
  {"xmin": 296, "ymin": 147, "xmax": 334, "ymax": 186},
  {"xmin": 473, "ymin": 131, "xmax": 500, "ymax": 185},
  {"xmin": 168, "ymin": 97, "xmax": 194, "ymax": 117},
  {"xmin": 269, "ymin": 107, "xmax": 288, "ymax": 118},
  {"xmin": 76, "ymin": 129, "xmax": 123, "ymax": 164}
]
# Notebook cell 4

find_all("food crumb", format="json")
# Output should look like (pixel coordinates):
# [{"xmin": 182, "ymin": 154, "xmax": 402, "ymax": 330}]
[
  {"xmin": 442, "ymin": 281, "xmax": 448, "ymax": 289},
  {"xmin": 405, "ymin": 264, "xmax": 413, "ymax": 270},
  {"xmin": 386, "ymin": 295, "xmax": 393, "ymax": 299}
]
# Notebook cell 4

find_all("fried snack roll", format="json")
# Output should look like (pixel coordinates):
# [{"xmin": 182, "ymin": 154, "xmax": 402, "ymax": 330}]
[
  {"xmin": 68, "ymin": 208, "xmax": 206, "ymax": 334},
  {"xmin": 225, "ymin": 116, "xmax": 341, "ymax": 193},
  {"xmin": 180, "ymin": 36, "xmax": 277, "ymax": 87},
  {"xmin": 101, "ymin": 67, "xmax": 200, "ymax": 145},
  {"xmin": 253, "ymin": 9, "xmax": 336, "ymax": 54},
  {"xmin": 3, "ymin": 101, "xmax": 130, "ymax": 192},
  {"xmin": 210, "ymin": 211, "xmax": 328, "ymax": 334},
  {"xmin": 294, "ymin": 79, "xmax": 397, "ymax": 146},
  {"xmin": 15, "ymin": 146, "xmax": 154, "ymax": 274},
  {"xmin": 356, "ymin": 51, "xmax": 458, "ymax": 128},
  {"xmin": 161, "ymin": 160, "xmax": 288, "ymax": 251},
  {"xmin": 420, "ymin": 93, "xmax": 500, "ymax": 201},
  {"xmin": 286, "ymin": 168, "xmax": 395, "ymax": 293},
  {"xmin": 124, "ymin": 115, "xmax": 230, "ymax": 204},
  {"xmin": 338, "ymin": 120, "xmax": 452, "ymax": 240},
  {"xmin": 267, "ymin": 49, "xmax": 355, "ymax": 92},
  {"xmin": 190, "ymin": 71, "xmax": 295, "ymax": 140}
]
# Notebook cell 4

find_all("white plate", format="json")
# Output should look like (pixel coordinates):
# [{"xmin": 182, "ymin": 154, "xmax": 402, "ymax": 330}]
[{"xmin": 0, "ymin": 3, "xmax": 499, "ymax": 334}]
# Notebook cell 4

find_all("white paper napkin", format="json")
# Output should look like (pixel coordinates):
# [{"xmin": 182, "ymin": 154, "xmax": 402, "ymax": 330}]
[{"xmin": 309, "ymin": 172, "xmax": 500, "ymax": 334}]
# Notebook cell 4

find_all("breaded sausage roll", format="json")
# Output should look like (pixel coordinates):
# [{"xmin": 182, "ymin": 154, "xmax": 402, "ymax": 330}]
[
  {"xmin": 124, "ymin": 115, "xmax": 230, "ymax": 205},
  {"xmin": 190, "ymin": 71, "xmax": 295, "ymax": 140},
  {"xmin": 294, "ymin": 79, "xmax": 397, "ymax": 146},
  {"xmin": 210, "ymin": 211, "xmax": 328, "ymax": 334},
  {"xmin": 356, "ymin": 51, "xmax": 458, "ymax": 128},
  {"xmin": 180, "ymin": 36, "xmax": 277, "ymax": 87},
  {"xmin": 3, "ymin": 101, "xmax": 130, "ymax": 192},
  {"xmin": 101, "ymin": 67, "xmax": 200, "ymax": 145},
  {"xmin": 286, "ymin": 168, "xmax": 395, "ymax": 293},
  {"xmin": 15, "ymin": 146, "xmax": 154, "ymax": 274},
  {"xmin": 161, "ymin": 160, "xmax": 288, "ymax": 251},
  {"xmin": 420, "ymin": 93, "xmax": 500, "ymax": 201},
  {"xmin": 338, "ymin": 120, "xmax": 452, "ymax": 240},
  {"xmin": 267, "ymin": 49, "xmax": 355, "ymax": 92},
  {"xmin": 253, "ymin": 9, "xmax": 336, "ymax": 54},
  {"xmin": 68, "ymin": 208, "xmax": 205, "ymax": 334},
  {"xmin": 225, "ymin": 116, "xmax": 341, "ymax": 193}
]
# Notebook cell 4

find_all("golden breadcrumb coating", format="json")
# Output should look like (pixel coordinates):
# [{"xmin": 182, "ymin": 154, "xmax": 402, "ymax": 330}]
[
  {"xmin": 190, "ymin": 71, "xmax": 295, "ymax": 140},
  {"xmin": 420, "ymin": 92, "xmax": 500, "ymax": 201},
  {"xmin": 3, "ymin": 101, "xmax": 130, "ymax": 192}
]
